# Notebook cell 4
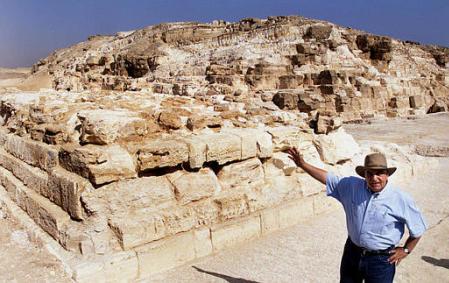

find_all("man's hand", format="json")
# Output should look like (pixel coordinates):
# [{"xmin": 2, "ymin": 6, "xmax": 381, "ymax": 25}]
[
  {"xmin": 286, "ymin": 147, "xmax": 304, "ymax": 168},
  {"xmin": 388, "ymin": 247, "xmax": 408, "ymax": 265}
]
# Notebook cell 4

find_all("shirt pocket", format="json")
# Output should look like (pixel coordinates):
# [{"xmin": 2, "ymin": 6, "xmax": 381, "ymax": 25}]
[{"xmin": 371, "ymin": 207, "xmax": 390, "ymax": 234}]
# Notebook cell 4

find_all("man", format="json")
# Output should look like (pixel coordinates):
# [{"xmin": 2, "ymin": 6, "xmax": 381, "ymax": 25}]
[{"xmin": 287, "ymin": 148, "xmax": 426, "ymax": 283}]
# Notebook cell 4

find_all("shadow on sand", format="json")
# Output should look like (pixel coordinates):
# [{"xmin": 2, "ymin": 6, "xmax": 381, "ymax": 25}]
[
  {"xmin": 192, "ymin": 266, "xmax": 260, "ymax": 283},
  {"xmin": 421, "ymin": 256, "xmax": 449, "ymax": 269}
]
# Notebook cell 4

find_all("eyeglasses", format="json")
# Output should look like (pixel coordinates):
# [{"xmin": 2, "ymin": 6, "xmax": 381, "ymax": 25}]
[{"xmin": 366, "ymin": 170, "xmax": 388, "ymax": 177}]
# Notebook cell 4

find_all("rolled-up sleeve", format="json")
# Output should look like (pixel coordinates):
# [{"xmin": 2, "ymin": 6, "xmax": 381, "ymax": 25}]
[
  {"xmin": 402, "ymin": 194, "xmax": 427, "ymax": 238},
  {"xmin": 326, "ymin": 173, "xmax": 342, "ymax": 201}
]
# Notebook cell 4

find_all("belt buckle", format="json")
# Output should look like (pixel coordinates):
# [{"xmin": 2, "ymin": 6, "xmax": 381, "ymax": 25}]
[{"xmin": 361, "ymin": 249, "xmax": 367, "ymax": 256}]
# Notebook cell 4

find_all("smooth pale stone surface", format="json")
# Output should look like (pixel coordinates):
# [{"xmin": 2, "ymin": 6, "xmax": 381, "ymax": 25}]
[
  {"xmin": 279, "ymin": 197, "xmax": 314, "ymax": 229},
  {"xmin": 136, "ymin": 232, "xmax": 196, "ymax": 279},
  {"xmin": 170, "ymin": 168, "xmax": 221, "ymax": 205},
  {"xmin": 211, "ymin": 216, "xmax": 261, "ymax": 252},
  {"xmin": 313, "ymin": 127, "xmax": 360, "ymax": 165},
  {"xmin": 193, "ymin": 227, "xmax": 213, "ymax": 258}
]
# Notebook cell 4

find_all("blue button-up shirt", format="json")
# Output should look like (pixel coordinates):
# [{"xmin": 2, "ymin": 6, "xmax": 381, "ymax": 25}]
[{"xmin": 326, "ymin": 173, "xmax": 427, "ymax": 250}]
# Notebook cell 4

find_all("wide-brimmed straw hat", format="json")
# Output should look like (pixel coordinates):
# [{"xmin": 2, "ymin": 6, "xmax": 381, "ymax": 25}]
[{"xmin": 355, "ymin": 153, "xmax": 397, "ymax": 177}]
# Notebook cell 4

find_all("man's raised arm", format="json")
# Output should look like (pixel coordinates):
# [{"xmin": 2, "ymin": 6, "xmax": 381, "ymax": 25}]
[{"xmin": 286, "ymin": 147, "xmax": 327, "ymax": 185}]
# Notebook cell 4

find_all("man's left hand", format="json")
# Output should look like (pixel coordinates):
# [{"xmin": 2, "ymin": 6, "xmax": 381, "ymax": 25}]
[{"xmin": 388, "ymin": 247, "xmax": 408, "ymax": 265}]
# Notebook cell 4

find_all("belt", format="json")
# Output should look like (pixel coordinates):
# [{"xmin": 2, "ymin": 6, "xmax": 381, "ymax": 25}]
[{"xmin": 348, "ymin": 238, "xmax": 394, "ymax": 256}]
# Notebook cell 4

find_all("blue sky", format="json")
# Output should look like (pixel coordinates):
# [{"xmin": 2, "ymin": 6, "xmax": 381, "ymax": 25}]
[{"xmin": 0, "ymin": 0, "xmax": 448, "ymax": 67}]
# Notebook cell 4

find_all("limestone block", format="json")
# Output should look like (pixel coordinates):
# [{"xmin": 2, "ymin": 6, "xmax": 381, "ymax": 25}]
[
  {"xmin": 211, "ymin": 216, "xmax": 261, "ymax": 252},
  {"xmin": 183, "ymin": 135, "xmax": 207, "ymax": 169},
  {"xmin": 214, "ymin": 193, "xmax": 249, "ymax": 221},
  {"xmin": 279, "ymin": 197, "xmax": 314, "ymax": 228},
  {"xmin": 109, "ymin": 212, "xmax": 166, "ymax": 250},
  {"xmin": 313, "ymin": 128, "xmax": 360, "ymax": 165},
  {"xmin": 0, "ymin": 167, "xmax": 70, "ymax": 240},
  {"xmin": 59, "ymin": 144, "xmax": 136, "ymax": 185},
  {"xmin": 83, "ymin": 176, "xmax": 175, "ymax": 215},
  {"xmin": 73, "ymin": 251, "xmax": 139, "ymax": 283},
  {"xmin": 190, "ymin": 199, "xmax": 220, "ymax": 226},
  {"xmin": 267, "ymin": 126, "xmax": 308, "ymax": 151},
  {"xmin": 409, "ymin": 95, "xmax": 425, "ymax": 109},
  {"xmin": 78, "ymin": 109, "xmax": 149, "ymax": 145},
  {"xmin": 260, "ymin": 208, "xmax": 280, "ymax": 235},
  {"xmin": 313, "ymin": 193, "xmax": 339, "ymax": 215},
  {"xmin": 201, "ymin": 133, "xmax": 242, "ymax": 164},
  {"xmin": 193, "ymin": 227, "xmax": 213, "ymax": 258},
  {"xmin": 136, "ymin": 232, "xmax": 196, "ymax": 279},
  {"xmin": 296, "ymin": 173, "xmax": 324, "ymax": 196},
  {"xmin": 248, "ymin": 175, "xmax": 301, "ymax": 212},
  {"xmin": 221, "ymin": 128, "xmax": 273, "ymax": 159},
  {"xmin": 217, "ymin": 158, "xmax": 264, "ymax": 190},
  {"xmin": 0, "ymin": 148, "xmax": 48, "ymax": 197},
  {"xmin": 48, "ymin": 167, "xmax": 94, "ymax": 220},
  {"xmin": 271, "ymin": 152, "xmax": 297, "ymax": 175},
  {"xmin": 3, "ymin": 133, "xmax": 58, "ymax": 171},
  {"xmin": 109, "ymin": 206, "xmax": 195, "ymax": 250},
  {"xmin": 137, "ymin": 138, "xmax": 189, "ymax": 171},
  {"xmin": 170, "ymin": 168, "xmax": 220, "ymax": 205}
]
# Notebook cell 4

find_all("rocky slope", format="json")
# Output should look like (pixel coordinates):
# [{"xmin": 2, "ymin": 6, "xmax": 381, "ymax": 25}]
[{"xmin": 28, "ymin": 16, "xmax": 449, "ymax": 127}]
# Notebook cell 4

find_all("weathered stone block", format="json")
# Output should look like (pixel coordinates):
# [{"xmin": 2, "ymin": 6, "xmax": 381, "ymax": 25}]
[
  {"xmin": 279, "ymin": 197, "xmax": 314, "ymax": 228},
  {"xmin": 170, "ymin": 168, "xmax": 220, "ymax": 205},
  {"xmin": 272, "ymin": 91, "xmax": 299, "ymax": 110},
  {"xmin": 190, "ymin": 199, "xmax": 220, "ymax": 226},
  {"xmin": 313, "ymin": 128, "xmax": 360, "ymax": 164},
  {"xmin": 59, "ymin": 144, "xmax": 136, "ymax": 185},
  {"xmin": 217, "ymin": 158, "xmax": 264, "ymax": 190},
  {"xmin": 409, "ymin": 95, "xmax": 424, "ymax": 109},
  {"xmin": 136, "ymin": 232, "xmax": 196, "ymax": 279},
  {"xmin": 201, "ymin": 133, "xmax": 242, "ymax": 164},
  {"xmin": 0, "ymin": 148, "xmax": 48, "ymax": 197},
  {"xmin": 266, "ymin": 126, "xmax": 303, "ymax": 151},
  {"xmin": 78, "ymin": 109, "xmax": 149, "ymax": 145},
  {"xmin": 137, "ymin": 138, "xmax": 189, "ymax": 171},
  {"xmin": 2, "ymin": 133, "xmax": 58, "ymax": 171},
  {"xmin": 83, "ymin": 176, "xmax": 175, "ymax": 215},
  {"xmin": 221, "ymin": 128, "xmax": 273, "ymax": 159},
  {"xmin": 271, "ymin": 152, "xmax": 297, "ymax": 176},
  {"xmin": 214, "ymin": 194, "xmax": 249, "ymax": 221},
  {"xmin": 184, "ymin": 135, "xmax": 207, "ymax": 169},
  {"xmin": 211, "ymin": 216, "xmax": 261, "ymax": 252},
  {"xmin": 0, "ymin": 167, "xmax": 70, "ymax": 240},
  {"xmin": 48, "ymin": 167, "xmax": 94, "ymax": 220},
  {"xmin": 109, "ymin": 206, "xmax": 194, "ymax": 250}
]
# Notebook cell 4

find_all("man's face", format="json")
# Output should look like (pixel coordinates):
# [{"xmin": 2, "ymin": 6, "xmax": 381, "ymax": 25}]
[{"xmin": 365, "ymin": 169, "xmax": 389, "ymax": 193}]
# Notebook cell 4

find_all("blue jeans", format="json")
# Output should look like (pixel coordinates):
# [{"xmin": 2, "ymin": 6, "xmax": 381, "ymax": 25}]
[{"xmin": 340, "ymin": 238, "xmax": 395, "ymax": 283}]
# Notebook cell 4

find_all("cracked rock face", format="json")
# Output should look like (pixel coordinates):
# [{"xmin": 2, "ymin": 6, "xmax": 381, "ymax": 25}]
[{"xmin": 27, "ymin": 15, "xmax": 448, "ymax": 125}]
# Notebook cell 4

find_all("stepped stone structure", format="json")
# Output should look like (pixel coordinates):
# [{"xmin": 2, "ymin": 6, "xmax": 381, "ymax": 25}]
[{"xmin": 0, "ymin": 15, "xmax": 448, "ymax": 282}]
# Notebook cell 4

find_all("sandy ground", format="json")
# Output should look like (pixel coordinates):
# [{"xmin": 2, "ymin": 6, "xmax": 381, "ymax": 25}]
[{"xmin": 0, "ymin": 113, "xmax": 448, "ymax": 282}]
